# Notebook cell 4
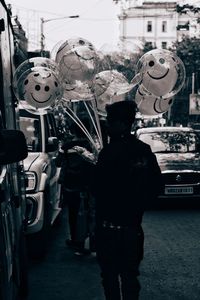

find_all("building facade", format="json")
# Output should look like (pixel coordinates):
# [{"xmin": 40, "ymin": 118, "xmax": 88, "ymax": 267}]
[{"xmin": 118, "ymin": 0, "xmax": 200, "ymax": 49}]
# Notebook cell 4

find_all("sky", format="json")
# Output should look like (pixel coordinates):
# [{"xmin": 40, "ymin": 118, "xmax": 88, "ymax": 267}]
[
  {"xmin": 7, "ymin": 0, "xmax": 120, "ymax": 53},
  {"xmin": 6, "ymin": 0, "xmax": 200, "ymax": 53}
]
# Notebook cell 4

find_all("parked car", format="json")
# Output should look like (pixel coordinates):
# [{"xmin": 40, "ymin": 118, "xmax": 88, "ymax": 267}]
[
  {"xmin": 136, "ymin": 126, "xmax": 200, "ymax": 202},
  {"xmin": 19, "ymin": 107, "xmax": 61, "ymax": 258}
]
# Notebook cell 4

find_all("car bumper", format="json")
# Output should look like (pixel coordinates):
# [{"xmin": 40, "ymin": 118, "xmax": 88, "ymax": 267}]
[
  {"xmin": 25, "ymin": 191, "xmax": 44, "ymax": 234},
  {"xmin": 158, "ymin": 194, "xmax": 200, "ymax": 199}
]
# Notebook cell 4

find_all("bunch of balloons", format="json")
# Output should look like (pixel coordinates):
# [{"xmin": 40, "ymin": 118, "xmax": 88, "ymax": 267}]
[{"xmin": 13, "ymin": 37, "xmax": 186, "ymax": 152}]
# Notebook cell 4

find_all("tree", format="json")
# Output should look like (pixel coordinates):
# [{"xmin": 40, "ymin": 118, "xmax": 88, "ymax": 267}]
[
  {"xmin": 176, "ymin": 4, "xmax": 200, "ymax": 15},
  {"xmin": 172, "ymin": 36, "xmax": 200, "ymax": 76},
  {"xmin": 169, "ymin": 37, "xmax": 200, "ymax": 126},
  {"xmin": 142, "ymin": 41, "xmax": 156, "ymax": 54}
]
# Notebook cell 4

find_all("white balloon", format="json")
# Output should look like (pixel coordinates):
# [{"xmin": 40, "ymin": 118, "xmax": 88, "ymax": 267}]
[
  {"xmin": 135, "ymin": 84, "xmax": 173, "ymax": 116},
  {"xmin": 137, "ymin": 49, "xmax": 185, "ymax": 98},
  {"xmin": 13, "ymin": 57, "xmax": 63, "ymax": 113},
  {"xmin": 55, "ymin": 36, "xmax": 96, "ymax": 64},
  {"xmin": 20, "ymin": 68, "xmax": 62, "ymax": 109}
]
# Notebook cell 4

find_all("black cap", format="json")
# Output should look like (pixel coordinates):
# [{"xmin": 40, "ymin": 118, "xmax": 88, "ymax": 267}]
[{"xmin": 106, "ymin": 100, "xmax": 137, "ymax": 124}]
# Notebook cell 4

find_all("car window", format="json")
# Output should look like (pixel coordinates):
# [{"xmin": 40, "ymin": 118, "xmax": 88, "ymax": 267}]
[
  {"xmin": 19, "ymin": 110, "xmax": 42, "ymax": 152},
  {"xmin": 46, "ymin": 114, "xmax": 57, "ymax": 137},
  {"xmin": 139, "ymin": 131, "xmax": 198, "ymax": 153},
  {"xmin": 43, "ymin": 114, "xmax": 58, "ymax": 149}
]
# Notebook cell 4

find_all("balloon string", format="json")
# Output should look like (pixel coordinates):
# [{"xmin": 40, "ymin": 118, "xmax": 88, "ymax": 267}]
[
  {"xmin": 62, "ymin": 101, "xmax": 95, "ymax": 143},
  {"xmin": 83, "ymin": 100, "xmax": 103, "ymax": 149},
  {"xmin": 61, "ymin": 99, "xmax": 99, "ymax": 155},
  {"xmin": 130, "ymin": 73, "xmax": 142, "ymax": 88}
]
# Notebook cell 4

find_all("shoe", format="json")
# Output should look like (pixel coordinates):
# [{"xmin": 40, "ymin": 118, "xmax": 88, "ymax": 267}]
[
  {"xmin": 74, "ymin": 248, "xmax": 91, "ymax": 256},
  {"xmin": 65, "ymin": 239, "xmax": 77, "ymax": 248}
]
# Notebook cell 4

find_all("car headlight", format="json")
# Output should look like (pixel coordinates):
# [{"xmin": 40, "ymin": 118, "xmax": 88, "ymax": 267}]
[{"xmin": 25, "ymin": 171, "xmax": 37, "ymax": 191}]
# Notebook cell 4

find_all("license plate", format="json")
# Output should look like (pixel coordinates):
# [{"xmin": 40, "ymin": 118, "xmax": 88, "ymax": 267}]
[{"xmin": 165, "ymin": 187, "xmax": 193, "ymax": 195}]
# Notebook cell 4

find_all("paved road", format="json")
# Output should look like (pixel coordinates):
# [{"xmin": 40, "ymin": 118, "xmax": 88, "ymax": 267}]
[{"xmin": 27, "ymin": 206, "xmax": 200, "ymax": 300}]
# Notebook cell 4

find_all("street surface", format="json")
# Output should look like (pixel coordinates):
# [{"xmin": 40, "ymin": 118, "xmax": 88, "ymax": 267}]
[{"xmin": 27, "ymin": 204, "xmax": 200, "ymax": 300}]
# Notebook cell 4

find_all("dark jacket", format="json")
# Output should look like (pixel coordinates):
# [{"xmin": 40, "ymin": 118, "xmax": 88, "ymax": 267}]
[
  {"xmin": 56, "ymin": 146, "xmax": 95, "ymax": 192},
  {"xmin": 92, "ymin": 134, "xmax": 163, "ymax": 226}
]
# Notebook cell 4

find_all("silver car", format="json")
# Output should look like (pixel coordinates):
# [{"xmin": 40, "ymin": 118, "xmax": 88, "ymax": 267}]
[
  {"xmin": 136, "ymin": 126, "xmax": 200, "ymax": 200},
  {"xmin": 19, "ymin": 108, "xmax": 61, "ymax": 258}
]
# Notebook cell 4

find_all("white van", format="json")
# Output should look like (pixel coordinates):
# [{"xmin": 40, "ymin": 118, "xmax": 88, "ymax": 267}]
[{"xmin": 19, "ymin": 108, "xmax": 61, "ymax": 258}]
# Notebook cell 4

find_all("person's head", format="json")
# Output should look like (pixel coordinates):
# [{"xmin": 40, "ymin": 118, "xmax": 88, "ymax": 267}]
[{"xmin": 106, "ymin": 100, "xmax": 137, "ymax": 139}]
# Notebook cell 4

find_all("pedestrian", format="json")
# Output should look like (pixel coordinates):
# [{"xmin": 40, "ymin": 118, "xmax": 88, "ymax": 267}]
[
  {"xmin": 56, "ymin": 131, "xmax": 95, "ymax": 255},
  {"xmin": 91, "ymin": 100, "xmax": 163, "ymax": 300}
]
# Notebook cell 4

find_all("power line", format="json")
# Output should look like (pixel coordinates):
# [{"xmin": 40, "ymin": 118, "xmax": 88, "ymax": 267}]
[{"xmin": 9, "ymin": 0, "xmax": 119, "ymax": 51}]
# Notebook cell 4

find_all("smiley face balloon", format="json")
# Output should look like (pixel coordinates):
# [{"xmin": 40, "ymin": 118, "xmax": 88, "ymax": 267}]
[
  {"xmin": 55, "ymin": 36, "xmax": 96, "ymax": 64},
  {"xmin": 135, "ymin": 84, "xmax": 173, "ymax": 116},
  {"xmin": 55, "ymin": 37, "xmax": 100, "ymax": 89},
  {"xmin": 92, "ymin": 70, "xmax": 133, "ymax": 115},
  {"xmin": 13, "ymin": 57, "xmax": 63, "ymax": 112},
  {"xmin": 21, "ymin": 68, "xmax": 62, "ymax": 109},
  {"xmin": 136, "ymin": 49, "xmax": 185, "ymax": 99}
]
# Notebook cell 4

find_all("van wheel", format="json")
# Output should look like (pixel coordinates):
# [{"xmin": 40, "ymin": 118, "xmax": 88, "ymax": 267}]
[{"xmin": 27, "ymin": 192, "xmax": 51, "ymax": 260}]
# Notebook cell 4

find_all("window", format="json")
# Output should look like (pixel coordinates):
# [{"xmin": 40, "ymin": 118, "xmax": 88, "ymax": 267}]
[
  {"xmin": 162, "ymin": 42, "xmax": 167, "ymax": 49},
  {"xmin": 146, "ymin": 41, "xmax": 153, "ymax": 48},
  {"xmin": 20, "ymin": 116, "xmax": 41, "ymax": 152},
  {"xmin": 139, "ymin": 132, "xmax": 197, "ymax": 153},
  {"xmin": 177, "ymin": 22, "xmax": 189, "ymax": 31},
  {"xmin": 147, "ymin": 21, "xmax": 152, "ymax": 32},
  {"xmin": 162, "ymin": 21, "xmax": 167, "ymax": 32},
  {"xmin": 19, "ymin": 109, "xmax": 41, "ymax": 152}
]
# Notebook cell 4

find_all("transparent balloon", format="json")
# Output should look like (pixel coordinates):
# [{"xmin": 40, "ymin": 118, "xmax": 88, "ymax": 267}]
[
  {"xmin": 13, "ymin": 57, "xmax": 63, "ymax": 114},
  {"xmin": 92, "ymin": 70, "xmax": 132, "ymax": 97},
  {"xmin": 13, "ymin": 57, "xmax": 60, "ymax": 84},
  {"xmin": 100, "ymin": 39, "xmax": 143, "ymax": 57},
  {"xmin": 57, "ymin": 45, "xmax": 100, "ymax": 91},
  {"xmin": 96, "ymin": 50, "xmax": 111, "ymax": 72},
  {"xmin": 96, "ymin": 93, "xmax": 127, "ymax": 116},
  {"xmin": 55, "ymin": 36, "xmax": 96, "ymax": 64},
  {"xmin": 118, "ymin": 40, "xmax": 143, "ymax": 55},
  {"xmin": 100, "ymin": 41, "xmax": 141, "ymax": 69},
  {"xmin": 62, "ymin": 81, "xmax": 94, "ymax": 102},
  {"xmin": 51, "ymin": 40, "xmax": 65, "ymax": 61},
  {"xmin": 92, "ymin": 70, "xmax": 133, "ymax": 115},
  {"xmin": 136, "ymin": 49, "xmax": 186, "ymax": 99},
  {"xmin": 135, "ymin": 84, "xmax": 174, "ymax": 116}
]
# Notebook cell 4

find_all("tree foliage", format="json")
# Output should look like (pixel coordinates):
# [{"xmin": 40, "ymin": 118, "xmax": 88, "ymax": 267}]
[
  {"xmin": 169, "ymin": 37, "xmax": 200, "ymax": 126},
  {"xmin": 172, "ymin": 36, "xmax": 200, "ymax": 76},
  {"xmin": 176, "ymin": 4, "xmax": 200, "ymax": 16}
]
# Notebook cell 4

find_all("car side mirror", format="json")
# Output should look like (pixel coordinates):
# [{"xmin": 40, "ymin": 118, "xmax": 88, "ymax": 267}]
[
  {"xmin": 0, "ymin": 129, "xmax": 28, "ymax": 165},
  {"xmin": 46, "ymin": 137, "xmax": 58, "ymax": 152}
]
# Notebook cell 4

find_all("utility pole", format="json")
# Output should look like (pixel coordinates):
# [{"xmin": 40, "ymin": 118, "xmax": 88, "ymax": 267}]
[{"xmin": 40, "ymin": 15, "xmax": 79, "ymax": 56}]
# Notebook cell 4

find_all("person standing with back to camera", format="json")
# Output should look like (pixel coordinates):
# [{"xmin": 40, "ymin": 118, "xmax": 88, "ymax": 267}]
[
  {"xmin": 91, "ymin": 100, "xmax": 163, "ymax": 300},
  {"xmin": 56, "ymin": 126, "xmax": 95, "ymax": 255}
]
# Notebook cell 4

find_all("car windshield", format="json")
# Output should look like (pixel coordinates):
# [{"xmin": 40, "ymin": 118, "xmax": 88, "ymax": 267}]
[
  {"xmin": 139, "ymin": 131, "xmax": 198, "ymax": 153},
  {"xmin": 19, "ymin": 110, "xmax": 41, "ymax": 152}
]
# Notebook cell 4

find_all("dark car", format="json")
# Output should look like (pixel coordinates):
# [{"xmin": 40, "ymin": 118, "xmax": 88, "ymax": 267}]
[{"xmin": 136, "ymin": 126, "xmax": 200, "ymax": 201}]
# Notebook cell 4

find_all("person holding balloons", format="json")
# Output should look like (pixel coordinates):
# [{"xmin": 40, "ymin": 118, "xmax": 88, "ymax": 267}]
[{"xmin": 91, "ymin": 100, "xmax": 163, "ymax": 300}]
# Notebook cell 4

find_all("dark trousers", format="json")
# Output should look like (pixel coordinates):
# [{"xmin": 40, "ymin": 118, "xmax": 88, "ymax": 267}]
[
  {"xmin": 62, "ymin": 189, "xmax": 81, "ymax": 242},
  {"xmin": 95, "ymin": 225, "xmax": 144, "ymax": 300}
]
